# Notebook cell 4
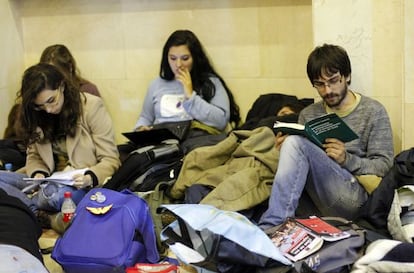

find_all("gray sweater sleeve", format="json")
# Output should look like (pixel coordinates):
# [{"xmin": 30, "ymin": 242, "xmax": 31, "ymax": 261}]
[
  {"xmin": 299, "ymin": 95, "xmax": 394, "ymax": 177},
  {"xmin": 134, "ymin": 77, "xmax": 230, "ymax": 131}
]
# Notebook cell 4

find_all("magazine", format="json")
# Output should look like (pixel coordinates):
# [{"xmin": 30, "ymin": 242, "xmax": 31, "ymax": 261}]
[
  {"xmin": 270, "ymin": 218, "xmax": 323, "ymax": 262},
  {"xmin": 273, "ymin": 112, "xmax": 358, "ymax": 148},
  {"xmin": 270, "ymin": 216, "xmax": 351, "ymax": 261}
]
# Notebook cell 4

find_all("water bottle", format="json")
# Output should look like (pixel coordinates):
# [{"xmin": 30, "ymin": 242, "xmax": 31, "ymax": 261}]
[
  {"xmin": 61, "ymin": 191, "xmax": 76, "ymax": 223},
  {"xmin": 5, "ymin": 163, "xmax": 13, "ymax": 172}
]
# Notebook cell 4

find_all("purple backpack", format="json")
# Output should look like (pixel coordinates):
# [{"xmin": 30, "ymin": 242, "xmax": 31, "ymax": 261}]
[{"xmin": 52, "ymin": 188, "xmax": 159, "ymax": 273}]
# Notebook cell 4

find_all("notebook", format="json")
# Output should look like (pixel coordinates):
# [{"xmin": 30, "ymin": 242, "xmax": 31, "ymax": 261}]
[{"xmin": 122, "ymin": 120, "xmax": 191, "ymax": 146}]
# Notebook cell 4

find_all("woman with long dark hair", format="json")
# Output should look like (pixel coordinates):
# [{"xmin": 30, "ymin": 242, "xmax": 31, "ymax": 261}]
[
  {"xmin": 0, "ymin": 63, "xmax": 120, "ymax": 214},
  {"xmin": 134, "ymin": 29, "xmax": 241, "ymax": 132}
]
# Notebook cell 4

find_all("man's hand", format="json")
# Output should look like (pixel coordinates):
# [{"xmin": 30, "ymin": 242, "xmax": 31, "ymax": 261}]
[
  {"xmin": 323, "ymin": 138, "xmax": 346, "ymax": 164},
  {"xmin": 275, "ymin": 132, "xmax": 289, "ymax": 151}
]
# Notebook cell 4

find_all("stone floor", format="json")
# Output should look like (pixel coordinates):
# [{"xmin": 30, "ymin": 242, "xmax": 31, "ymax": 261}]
[{"xmin": 39, "ymin": 229, "xmax": 64, "ymax": 273}]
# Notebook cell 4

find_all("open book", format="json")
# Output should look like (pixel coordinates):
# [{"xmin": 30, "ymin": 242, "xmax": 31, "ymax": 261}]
[
  {"xmin": 273, "ymin": 113, "xmax": 358, "ymax": 148},
  {"xmin": 22, "ymin": 168, "xmax": 88, "ymax": 193},
  {"xmin": 269, "ymin": 216, "xmax": 351, "ymax": 262}
]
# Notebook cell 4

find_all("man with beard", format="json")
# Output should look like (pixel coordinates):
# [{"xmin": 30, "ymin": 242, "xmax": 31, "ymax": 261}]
[{"xmin": 258, "ymin": 44, "xmax": 394, "ymax": 230}]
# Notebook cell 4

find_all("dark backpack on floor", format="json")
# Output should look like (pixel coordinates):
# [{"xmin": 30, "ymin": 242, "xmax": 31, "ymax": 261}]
[
  {"xmin": 0, "ymin": 139, "xmax": 26, "ymax": 171},
  {"xmin": 357, "ymin": 147, "xmax": 414, "ymax": 231},
  {"xmin": 104, "ymin": 142, "xmax": 183, "ymax": 192}
]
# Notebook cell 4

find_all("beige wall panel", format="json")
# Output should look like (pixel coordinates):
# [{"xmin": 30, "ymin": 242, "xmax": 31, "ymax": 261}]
[
  {"xmin": 13, "ymin": 0, "xmax": 314, "ymax": 143},
  {"xmin": 404, "ymin": 0, "xmax": 414, "ymax": 149},
  {"xmin": 0, "ymin": 0, "xmax": 24, "ymax": 134},
  {"xmin": 404, "ymin": 103, "xmax": 414, "ymax": 149},
  {"xmin": 95, "ymin": 79, "xmax": 143, "ymax": 142},
  {"xmin": 372, "ymin": 0, "xmax": 403, "ymax": 152},
  {"xmin": 375, "ymin": 96, "xmax": 402, "ymax": 155},
  {"xmin": 259, "ymin": 5, "xmax": 313, "ymax": 79},
  {"xmin": 22, "ymin": 13, "xmax": 126, "ymax": 77}
]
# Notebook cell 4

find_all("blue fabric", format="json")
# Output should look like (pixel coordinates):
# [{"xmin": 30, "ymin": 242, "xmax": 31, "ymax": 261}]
[
  {"xmin": 0, "ymin": 170, "xmax": 86, "ymax": 212},
  {"xmin": 0, "ymin": 171, "xmax": 35, "ymax": 211},
  {"xmin": 259, "ymin": 135, "xmax": 368, "ymax": 229}
]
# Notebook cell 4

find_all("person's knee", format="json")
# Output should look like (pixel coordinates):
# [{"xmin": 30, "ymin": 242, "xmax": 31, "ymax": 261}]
[
  {"xmin": 280, "ymin": 135, "xmax": 308, "ymax": 155},
  {"xmin": 284, "ymin": 135, "xmax": 307, "ymax": 146}
]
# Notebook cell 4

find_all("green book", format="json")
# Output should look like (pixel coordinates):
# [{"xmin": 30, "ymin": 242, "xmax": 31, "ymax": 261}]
[{"xmin": 273, "ymin": 112, "xmax": 358, "ymax": 148}]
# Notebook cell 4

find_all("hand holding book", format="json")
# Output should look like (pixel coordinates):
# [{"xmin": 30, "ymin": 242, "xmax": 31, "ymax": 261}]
[{"xmin": 273, "ymin": 113, "xmax": 358, "ymax": 148}]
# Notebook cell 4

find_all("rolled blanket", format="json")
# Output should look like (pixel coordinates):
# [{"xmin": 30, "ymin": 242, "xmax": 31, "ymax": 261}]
[{"xmin": 351, "ymin": 239, "xmax": 414, "ymax": 272}]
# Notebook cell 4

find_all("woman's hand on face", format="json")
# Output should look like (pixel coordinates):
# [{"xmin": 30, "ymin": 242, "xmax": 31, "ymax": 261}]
[
  {"xmin": 175, "ymin": 67, "xmax": 193, "ymax": 98},
  {"xmin": 72, "ymin": 173, "xmax": 93, "ymax": 189}
]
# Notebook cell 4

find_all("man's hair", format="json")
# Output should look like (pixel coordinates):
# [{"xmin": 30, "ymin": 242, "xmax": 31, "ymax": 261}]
[{"xmin": 306, "ymin": 44, "xmax": 352, "ymax": 85}]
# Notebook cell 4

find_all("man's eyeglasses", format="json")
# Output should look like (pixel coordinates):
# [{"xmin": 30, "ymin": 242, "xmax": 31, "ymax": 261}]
[
  {"xmin": 33, "ymin": 86, "xmax": 63, "ymax": 111},
  {"xmin": 313, "ymin": 75, "xmax": 343, "ymax": 90}
]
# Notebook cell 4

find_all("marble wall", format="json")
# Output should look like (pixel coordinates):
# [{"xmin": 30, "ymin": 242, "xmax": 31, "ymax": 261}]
[
  {"xmin": 404, "ymin": 0, "xmax": 414, "ymax": 148},
  {"xmin": 1, "ymin": 0, "xmax": 411, "ymax": 153},
  {"xmin": 0, "ymin": 0, "xmax": 24, "ymax": 135},
  {"xmin": 312, "ymin": 0, "xmax": 406, "ymax": 152},
  {"xmin": 11, "ymin": 0, "xmax": 314, "ymax": 144}
]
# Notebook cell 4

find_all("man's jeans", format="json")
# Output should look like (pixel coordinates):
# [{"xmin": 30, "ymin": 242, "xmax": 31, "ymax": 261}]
[
  {"xmin": 259, "ymin": 135, "xmax": 368, "ymax": 229},
  {"xmin": 0, "ymin": 170, "xmax": 86, "ymax": 212}
]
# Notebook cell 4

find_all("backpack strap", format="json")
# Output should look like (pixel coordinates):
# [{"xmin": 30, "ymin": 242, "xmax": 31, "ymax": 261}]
[
  {"xmin": 146, "ymin": 180, "xmax": 176, "ymax": 254},
  {"xmin": 160, "ymin": 216, "xmax": 193, "ymax": 249},
  {"xmin": 320, "ymin": 216, "xmax": 366, "ymax": 240}
]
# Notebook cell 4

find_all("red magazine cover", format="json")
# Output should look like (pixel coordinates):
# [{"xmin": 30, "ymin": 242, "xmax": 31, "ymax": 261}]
[{"xmin": 295, "ymin": 216, "xmax": 351, "ymax": 242}]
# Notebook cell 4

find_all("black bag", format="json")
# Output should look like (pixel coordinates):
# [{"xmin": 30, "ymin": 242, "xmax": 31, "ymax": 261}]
[
  {"xmin": 357, "ymin": 148, "xmax": 414, "ymax": 231},
  {"xmin": 0, "ymin": 139, "xmax": 26, "ymax": 171},
  {"xmin": 129, "ymin": 159, "xmax": 182, "ymax": 192},
  {"xmin": 104, "ymin": 142, "xmax": 183, "ymax": 191},
  {"xmin": 0, "ymin": 188, "xmax": 43, "ymax": 262}
]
